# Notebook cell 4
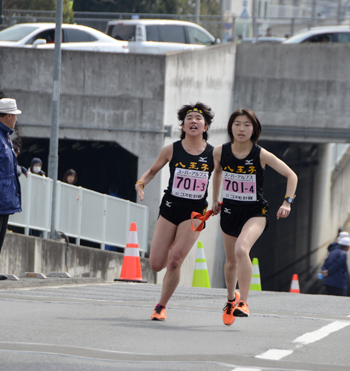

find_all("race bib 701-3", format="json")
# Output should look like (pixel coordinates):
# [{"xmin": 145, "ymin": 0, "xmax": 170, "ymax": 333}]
[{"xmin": 171, "ymin": 168, "xmax": 209, "ymax": 200}]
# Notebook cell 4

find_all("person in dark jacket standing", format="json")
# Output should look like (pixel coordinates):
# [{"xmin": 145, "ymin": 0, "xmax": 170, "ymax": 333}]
[
  {"xmin": 322, "ymin": 236, "xmax": 350, "ymax": 296},
  {"xmin": 0, "ymin": 98, "xmax": 22, "ymax": 280},
  {"xmin": 327, "ymin": 230, "xmax": 349, "ymax": 253}
]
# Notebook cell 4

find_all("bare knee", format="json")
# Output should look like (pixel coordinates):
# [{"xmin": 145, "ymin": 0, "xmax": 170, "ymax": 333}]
[
  {"xmin": 225, "ymin": 260, "xmax": 237, "ymax": 271},
  {"xmin": 150, "ymin": 258, "xmax": 165, "ymax": 272},
  {"xmin": 168, "ymin": 254, "xmax": 183, "ymax": 271},
  {"xmin": 235, "ymin": 243, "xmax": 249, "ymax": 260}
]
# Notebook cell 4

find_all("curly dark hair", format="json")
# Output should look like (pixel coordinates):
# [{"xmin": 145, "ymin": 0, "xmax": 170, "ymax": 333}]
[
  {"xmin": 177, "ymin": 102, "xmax": 214, "ymax": 141},
  {"xmin": 227, "ymin": 108, "xmax": 262, "ymax": 143}
]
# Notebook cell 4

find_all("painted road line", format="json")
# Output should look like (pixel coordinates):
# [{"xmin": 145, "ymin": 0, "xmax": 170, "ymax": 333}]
[
  {"xmin": 293, "ymin": 321, "xmax": 350, "ymax": 345},
  {"xmin": 232, "ymin": 368, "xmax": 261, "ymax": 371},
  {"xmin": 255, "ymin": 320, "xmax": 350, "ymax": 361},
  {"xmin": 255, "ymin": 349, "xmax": 293, "ymax": 360}
]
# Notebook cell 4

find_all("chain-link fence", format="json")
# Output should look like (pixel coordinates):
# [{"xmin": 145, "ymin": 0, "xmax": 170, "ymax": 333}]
[{"xmin": 2, "ymin": 9, "xmax": 350, "ymax": 41}]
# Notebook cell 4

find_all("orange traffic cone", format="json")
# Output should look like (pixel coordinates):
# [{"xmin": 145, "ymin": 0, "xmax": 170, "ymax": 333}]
[
  {"xmin": 114, "ymin": 222, "xmax": 147, "ymax": 283},
  {"xmin": 290, "ymin": 274, "xmax": 300, "ymax": 293}
]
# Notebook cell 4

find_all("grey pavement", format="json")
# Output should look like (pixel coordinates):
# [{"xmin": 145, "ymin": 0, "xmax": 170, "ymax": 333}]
[{"xmin": 0, "ymin": 278, "xmax": 350, "ymax": 371}]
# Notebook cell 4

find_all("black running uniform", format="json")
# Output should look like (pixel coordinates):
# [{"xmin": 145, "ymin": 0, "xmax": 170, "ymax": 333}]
[
  {"xmin": 220, "ymin": 142, "xmax": 269, "ymax": 237},
  {"xmin": 159, "ymin": 140, "xmax": 214, "ymax": 226}
]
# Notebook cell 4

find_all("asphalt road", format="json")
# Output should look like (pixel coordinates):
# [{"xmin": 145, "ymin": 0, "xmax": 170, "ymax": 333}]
[{"xmin": 0, "ymin": 278, "xmax": 349, "ymax": 371}]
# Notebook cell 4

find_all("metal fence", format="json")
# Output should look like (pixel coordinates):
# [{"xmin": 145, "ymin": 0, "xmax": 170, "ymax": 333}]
[
  {"xmin": 3, "ymin": 9, "xmax": 350, "ymax": 41},
  {"xmin": 8, "ymin": 174, "xmax": 149, "ymax": 254},
  {"xmin": 2, "ymin": 9, "xmax": 231, "ymax": 38}
]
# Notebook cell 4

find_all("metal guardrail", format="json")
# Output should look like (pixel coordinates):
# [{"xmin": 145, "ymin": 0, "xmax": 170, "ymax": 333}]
[{"xmin": 8, "ymin": 174, "xmax": 149, "ymax": 254}]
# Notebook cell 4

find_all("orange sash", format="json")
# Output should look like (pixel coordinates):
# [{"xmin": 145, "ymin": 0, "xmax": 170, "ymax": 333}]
[{"xmin": 191, "ymin": 202, "xmax": 223, "ymax": 232}]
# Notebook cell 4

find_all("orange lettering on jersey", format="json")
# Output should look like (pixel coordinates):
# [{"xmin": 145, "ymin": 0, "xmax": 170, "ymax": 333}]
[
  {"xmin": 188, "ymin": 162, "xmax": 199, "ymax": 170},
  {"xmin": 175, "ymin": 162, "xmax": 186, "ymax": 168},
  {"xmin": 236, "ymin": 166, "xmax": 246, "ymax": 174}
]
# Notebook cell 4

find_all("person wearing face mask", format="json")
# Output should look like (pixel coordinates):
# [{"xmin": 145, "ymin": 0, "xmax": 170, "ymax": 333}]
[{"xmin": 28, "ymin": 158, "xmax": 46, "ymax": 177}]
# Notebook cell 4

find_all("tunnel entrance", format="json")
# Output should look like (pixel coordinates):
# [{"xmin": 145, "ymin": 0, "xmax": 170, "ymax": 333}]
[
  {"xmin": 15, "ymin": 137, "xmax": 138, "ymax": 202},
  {"xmin": 253, "ymin": 140, "xmax": 319, "ymax": 293}
]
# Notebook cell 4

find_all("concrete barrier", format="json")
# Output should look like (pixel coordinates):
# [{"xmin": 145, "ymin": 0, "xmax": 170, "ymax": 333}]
[{"xmin": 0, "ymin": 232, "xmax": 156, "ymax": 283}]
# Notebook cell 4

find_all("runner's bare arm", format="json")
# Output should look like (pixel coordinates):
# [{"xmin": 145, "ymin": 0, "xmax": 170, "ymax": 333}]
[
  {"xmin": 212, "ymin": 145, "xmax": 223, "ymax": 215},
  {"xmin": 260, "ymin": 148, "xmax": 298, "ymax": 219},
  {"xmin": 135, "ymin": 144, "xmax": 173, "ymax": 201}
]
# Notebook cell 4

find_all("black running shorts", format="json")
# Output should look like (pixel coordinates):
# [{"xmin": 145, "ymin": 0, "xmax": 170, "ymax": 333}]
[
  {"xmin": 159, "ymin": 193, "xmax": 208, "ymax": 227},
  {"xmin": 220, "ymin": 199, "xmax": 269, "ymax": 237}
]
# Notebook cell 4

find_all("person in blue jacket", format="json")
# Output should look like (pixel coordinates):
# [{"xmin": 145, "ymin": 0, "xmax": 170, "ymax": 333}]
[
  {"xmin": 322, "ymin": 236, "xmax": 350, "ymax": 296},
  {"xmin": 0, "ymin": 98, "xmax": 22, "ymax": 280},
  {"xmin": 327, "ymin": 230, "xmax": 349, "ymax": 253}
]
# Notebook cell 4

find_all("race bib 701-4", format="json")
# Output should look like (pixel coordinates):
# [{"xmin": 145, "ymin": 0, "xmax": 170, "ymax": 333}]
[{"xmin": 222, "ymin": 171, "xmax": 256, "ymax": 201}]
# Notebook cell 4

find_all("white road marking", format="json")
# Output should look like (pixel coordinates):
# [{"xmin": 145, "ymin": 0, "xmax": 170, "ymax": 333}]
[
  {"xmin": 293, "ymin": 321, "xmax": 350, "ymax": 345},
  {"xmin": 255, "ymin": 320, "xmax": 350, "ymax": 361},
  {"xmin": 232, "ymin": 368, "xmax": 261, "ymax": 371},
  {"xmin": 255, "ymin": 349, "xmax": 293, "ymax": 360}
]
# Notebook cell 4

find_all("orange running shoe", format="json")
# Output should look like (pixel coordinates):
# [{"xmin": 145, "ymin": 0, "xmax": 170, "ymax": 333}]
[
  {"xmin": 233, "ymin": 300, "xmax": 249, "ymax": 317},
  {"xmin": 222, "ymin": 291, "xmax": 240, "ymax": 326},
  {"xmin": 151, "ymin": 304, "xmax": 166, "ymax": 321}
]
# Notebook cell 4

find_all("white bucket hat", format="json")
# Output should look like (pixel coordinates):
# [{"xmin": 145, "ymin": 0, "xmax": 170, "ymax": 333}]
[
  {"xmin": 337, "ymin": 231, "xmax": 349, "ymax": 242},
  {"xmin": 0, "ymin": 98, "xmax": 22, "ymax": 115},
  {"xmin": 338, "ymin": 236, "xmax": 350, "ymax": 247}
]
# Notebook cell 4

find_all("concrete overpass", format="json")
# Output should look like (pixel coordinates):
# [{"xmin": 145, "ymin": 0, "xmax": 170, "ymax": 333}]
[
  {"xmin": 1, "ymin": 42, "xmax": 350, "ymax": 292},
  {"xmin": 234, "ymin": 43, "xmax": 350, "ymax": 143}
]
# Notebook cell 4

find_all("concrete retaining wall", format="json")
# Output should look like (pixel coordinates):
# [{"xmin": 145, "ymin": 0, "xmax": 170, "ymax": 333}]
[
  {"xmin": 234, "ymin": 43, "xmax": 350, "ymax": 141},
  {"xmin": 0, "ymin": 232, "xmax": 156, "ymax": 283},
  {"xmin": 0, "ymin": 48, "xmax": 166, "ymax": 246},
  {"xmin": 331, "ymin": 146, "xmax": 350, "ymax": 234}
]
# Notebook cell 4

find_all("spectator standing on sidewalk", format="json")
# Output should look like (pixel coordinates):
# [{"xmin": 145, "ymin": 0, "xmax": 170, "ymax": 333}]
[
  {"xmin": 322, "ymin": 236, "xmax": 350, "ymax": 296},
  {"xmin": 327, "ymin": 230, "xmax": 349, "ymax": 253},
  {"xmin": 0, "ymin": 98, "xmax": 22, "ymax": 280}
]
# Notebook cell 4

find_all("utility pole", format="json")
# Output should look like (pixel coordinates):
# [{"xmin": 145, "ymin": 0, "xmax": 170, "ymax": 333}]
[
  {"xmin": 0, "ymin": 0, "xmax": 4, "ymax": 25},
  {"xmin": 337, "ymin": 0, "xmax": 343, "ymax": 24},
  {"xmin": 48, "ymin": 0, "xmax": 63, "ymax": 239},
  {"xmin": 193, "ymin": 0, "xmax": 200, "ymax": 24},
  {"xmin": 252, "ymin": 0, "xmax": 258, "ymax": 38},
  {"xmin": 311, "ymin": 0, "xmax": 317, "ymax": 27}
]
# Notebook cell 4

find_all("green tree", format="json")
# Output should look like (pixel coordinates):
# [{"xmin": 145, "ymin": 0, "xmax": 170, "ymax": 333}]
[
  {"xmin": 73, "ymin": 0, "xmax": 177, "ymax": 13},
  {"xmin": 63, "ymin": 0, "xmax": 74, "ymax": 23},
  {"xmin": 4, "ymin": 0, "xmax": 56, "ymax": 10},
  {"xmin": 4, "ymin": 0, "xmax": 74, "ymax": 23},
  {"xmin": 200, "ymin": 0, "xmax": 221, "ymax": 16},
  {"xmin": 73, "ymin": 0, "xmax": 220, "ymax": 15}
]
